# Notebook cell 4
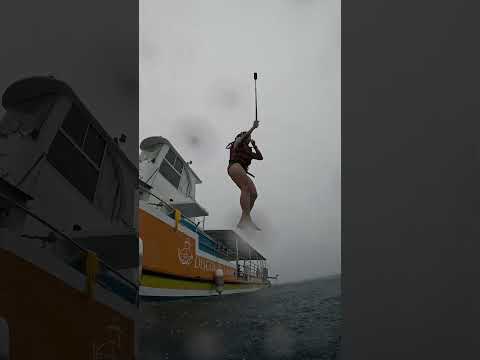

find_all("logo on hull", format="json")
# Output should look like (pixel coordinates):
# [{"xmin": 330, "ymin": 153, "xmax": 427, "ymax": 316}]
[{"xmin": 178, "ymin": 240, "xmax": 194, "ymax": 265}]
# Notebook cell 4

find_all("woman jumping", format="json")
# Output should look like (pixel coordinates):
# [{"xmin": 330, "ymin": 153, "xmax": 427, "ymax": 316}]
[{"xmin": 226, "ymin": 120, "xmax": 263, "ymax": 230}]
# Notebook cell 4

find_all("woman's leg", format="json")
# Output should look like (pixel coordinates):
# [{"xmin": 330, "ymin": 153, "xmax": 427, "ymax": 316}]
[
  {"xmin": 228, "ymin": 164, "xmax": 260, "ymax": 229},
  {"xmin": 247, "ymin": 189, "xmax": 260, "ymax": 230},
  {"xmin": 228, "ymin": 164, "xmax": 251, "ymax": 219},
  {"xmin": 246, "ymin": 181, "xmax": 260, "ymax": 230},
  {"xmin": 248, "ymin": 181, "xmax": 258, "ymax": 211}
]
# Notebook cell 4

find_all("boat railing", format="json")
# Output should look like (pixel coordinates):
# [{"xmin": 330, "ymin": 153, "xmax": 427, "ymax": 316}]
[
  {"xmin": 143, "ymin": 189, "xmax": 269, "ymax": 279},
  {"xmin": 0, "ymin": 192, "xmax": 140, "ymax": 307},
  {"xmin": 236, "ymin": 261, "xmax": 267, "ymax": 281},
  {"xmin": 143, "ymin": 189, "xmax": 237, "ymax": 260},
  {"xmin": 144, "ymin": 189, "xmax": 199, "ymax": 227}
]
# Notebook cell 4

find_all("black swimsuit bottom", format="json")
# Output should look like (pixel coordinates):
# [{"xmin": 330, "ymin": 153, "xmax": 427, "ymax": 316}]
[
  {"xmin": 228, "ymin": 161, "xmax": 255, "ymax": 178},
  {"xmin": 228, "ymin": 161, "xmax": 248, "ymax": 172}
]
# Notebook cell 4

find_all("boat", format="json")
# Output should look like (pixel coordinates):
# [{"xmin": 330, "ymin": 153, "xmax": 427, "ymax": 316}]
[
  {"xmin": 0, "ymin": 76, "xmax": 140, "ymax": 359},
  {"xmin": 138, "ymin": 136, "xmax": 272, "ymax": 299}
]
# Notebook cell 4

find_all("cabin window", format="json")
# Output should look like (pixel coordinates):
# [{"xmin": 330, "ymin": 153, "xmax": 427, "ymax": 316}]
[
  {"xmin": 47, "ymin": 104, "xmax": 106, "ymax": 202},
  {"xmin": 61, "ymin": 106, "xmax": 106, "ymax": 168},
  {"xmin": 173, "ymin": 157, "xmax": 183, "ymax": 173},
  {"xmin": 159, "ymin": 147, "xmax": 185, "ymax": 189},
  {"xmin": 83, "ymin": 125, "xmax": 106, "ymax": 167},
  {"xmin": 47, "ymin": 132, "xmax": 99, "ymax": 201},
  {"xmin": 159, "ymin": 160, "xmax": 181, "ymax": 189},
  {"xmin": 165, "ymin": 148, "xmax": 176, "ymax": 164},
  {"xmin": 61, "ymin": 105, "xmax": 89, "ymax": 147}
]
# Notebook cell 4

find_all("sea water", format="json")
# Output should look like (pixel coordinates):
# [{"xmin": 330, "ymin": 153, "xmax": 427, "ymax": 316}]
[{"xmin": 139, "ymin": 276, "xmax": 342, "ymax": 360}]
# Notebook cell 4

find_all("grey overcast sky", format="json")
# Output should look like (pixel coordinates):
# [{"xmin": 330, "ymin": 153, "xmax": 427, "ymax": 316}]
[{"xmin": 140, "ymin": 0, "xmax": 340, "ymax": 283}]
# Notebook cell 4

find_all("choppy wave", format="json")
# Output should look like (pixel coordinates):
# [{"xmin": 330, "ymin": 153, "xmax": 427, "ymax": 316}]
[{"xmin": 139, "ymin": 276, "xmax": 342, "ymax": 360}]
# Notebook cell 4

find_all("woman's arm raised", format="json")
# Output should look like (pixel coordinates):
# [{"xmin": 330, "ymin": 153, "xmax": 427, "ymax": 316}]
[
  {"xmin": 250, "ymin": 140, "xmax": 263, "ymax": 160},
  {"xmin": 235, "ymin": 120, "xmax": 259, "ymax": 148}
]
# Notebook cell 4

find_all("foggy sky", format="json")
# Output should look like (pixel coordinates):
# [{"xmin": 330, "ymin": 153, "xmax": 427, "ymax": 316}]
[{"xmin": 140, "ymin": 0, "xmax": 340, "ymax": 283}]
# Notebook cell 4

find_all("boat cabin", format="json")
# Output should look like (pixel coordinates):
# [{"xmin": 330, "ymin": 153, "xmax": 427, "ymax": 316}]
[
  {"xmin": 0, "ymin": 76, "xmax": 139, "ymax": 281},
  {"xmin": 0, "ymin": 76, "xmax": 139, "ymax": 359},
  {"xmin": 139, "ymin": 136, "xmax": 208, "ymax": 219}
]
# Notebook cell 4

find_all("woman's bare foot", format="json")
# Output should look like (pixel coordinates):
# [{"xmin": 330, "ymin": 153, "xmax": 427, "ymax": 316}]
[
  {"xmin": 237, "ymin": 221, "xmax": 247, "ymax": 229},
  {"xmin": 237, "ymin": 215, "xmax": 249, "ymax": 229},
  {"xmin": 248, "ymin": 220, "xmax": 261, "ymax": 231},
  {"xmin": 250, "ymin": 221, "xmax": 262, "ymax": 231},
  {"xmin": 237, "ymin": 216, "xmax": 261, "ymax": 231}
]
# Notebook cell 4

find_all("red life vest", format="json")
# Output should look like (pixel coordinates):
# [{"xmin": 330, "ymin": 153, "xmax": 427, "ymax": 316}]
[{"xmin": 229, "ymin": 140, "xmax": 254, "ymax": 170}]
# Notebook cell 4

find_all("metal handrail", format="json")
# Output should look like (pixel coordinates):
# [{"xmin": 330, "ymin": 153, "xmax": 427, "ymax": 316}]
[
  {"xmin": 142, "ymin": 188, "xmax": 270, "ymax": 278},
  {"xmin": 0, "ymin": 192, "xmax": 140, "ymax": 304},
  {"xmin": 142, "ymin": 189, "xmax": 227, "ymax": 252},
  {"xmin": 237, "ymin": 262, "xmax": 266, "ymax": 280},
  {"xmin": 146, "ymin": 192, "xmax": 230, "ymax": 261},
  {"xmin": 143, "ymin": 189, "xmax": 200, "ymax": 228}
]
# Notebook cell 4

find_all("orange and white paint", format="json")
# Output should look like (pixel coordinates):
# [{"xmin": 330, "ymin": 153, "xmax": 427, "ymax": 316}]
[{"xmin": 139, "ymin": 202, "xmax": 266, "ymax": 298}]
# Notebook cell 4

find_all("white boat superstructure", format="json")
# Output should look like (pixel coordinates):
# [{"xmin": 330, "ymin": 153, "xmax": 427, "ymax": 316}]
[{"xmin": 0, "ymin": 76, "xmax": 140, "ymax": 359}]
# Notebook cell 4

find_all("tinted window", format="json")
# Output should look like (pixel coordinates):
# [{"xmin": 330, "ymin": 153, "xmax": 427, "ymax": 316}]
[
  {"xmin": 165, "ymin": 148, "xmax": 176, "ymax": 164},
  {"xmin": 61, "ymin": 105, "xmax": 88, "ymax": 146},
  {"xmin": 47, "ymin": 132, "xmax": 99, "ymax": 201},
  {"xmin": 84, "ymin": 125, "xmax": 106, "ymax": 167},
  {"xmin": 174, "ymin": 157, "xmax": 183, "ymax": 173},
  {"xmin": 159, "ymin": 160, "xmax": 181, "ymax": 188}
]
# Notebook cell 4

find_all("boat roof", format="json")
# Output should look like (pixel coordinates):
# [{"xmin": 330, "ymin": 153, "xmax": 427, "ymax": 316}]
[
  {"xmin": 2, "ymin": 76, "xmax": 138, "ymax": 175},
  {"xmin": 172, "ymin": 200, "xmax": 209, "ymax": 217},
  {"xmin": 140, "ymin": 136, "xmax": 202, "ymax": 184},
  {"xmin": 205, "ymin": 229, "xmax": 266, "ymax": 261}
]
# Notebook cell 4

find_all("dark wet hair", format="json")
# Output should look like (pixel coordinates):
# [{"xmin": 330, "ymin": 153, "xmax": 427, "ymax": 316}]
[
  {"xmin": 226, "ymin": 131, "xmax": 248, "ymax": 149},
  {"xmin": 236, "ymin": 131, "xmax": 247, "ymax": 139}
]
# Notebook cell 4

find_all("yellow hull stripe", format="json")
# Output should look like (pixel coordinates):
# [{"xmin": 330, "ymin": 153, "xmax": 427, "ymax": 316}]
[{"xmin": 141, "ymin": 274, "xmax": 265, "ymax": 290}]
